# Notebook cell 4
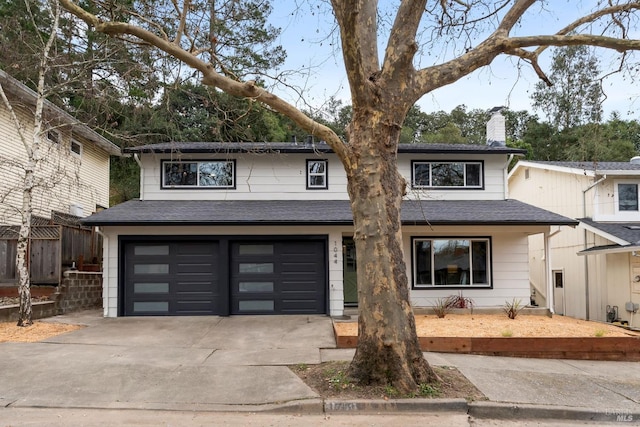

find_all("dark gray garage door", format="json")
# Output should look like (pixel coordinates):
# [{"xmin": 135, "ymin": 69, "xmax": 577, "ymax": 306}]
[
  {"xmin": 123, "ymin": 241, "xmax": 222, "ymax": 316},
  {"xmin": 123, "ymin": 238, "xmax": 326, "ymax": 316},
  {"xmin": 230, "ymin": 240, "xmax": 326, "ymax": 314}
]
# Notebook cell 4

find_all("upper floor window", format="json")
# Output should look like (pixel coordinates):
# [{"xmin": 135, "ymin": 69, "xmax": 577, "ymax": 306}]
[
  {"xmin": 162, "ymin": 160, "xmax": 235, "ymax": 189},
  {"xmin": 412, "ymin": 161, "xmax": 483, "ymax": 189},
  {"xmin": 307, "ymin": 159, "xmax": 328, "ymax": 189},
  {"xmin": 70, "ymin": 140, "xmax": 82, "ymax": 157},
  {"xmin": 413, "ymin": 237, "xmax": 491, "ymax": 288},
  {"xmin": 617, "ymin": 182, "xmax": 639, "ymax": 212},
  {"xmin": 47, "ymin": 130, "xmax": 61, "ymax": 144}
]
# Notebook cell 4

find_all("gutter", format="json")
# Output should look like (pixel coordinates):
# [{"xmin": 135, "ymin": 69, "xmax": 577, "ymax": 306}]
[
  {"xmin": 93, "ymin": 226, "xmax": 108, "ymax": 317},
  {"xmin": 582, "ymin": 175, "xmax": 606, "ymax": 320},
  {"xmin": 134, "ymin": 153, "xmax": 144, "ymax": 201}
]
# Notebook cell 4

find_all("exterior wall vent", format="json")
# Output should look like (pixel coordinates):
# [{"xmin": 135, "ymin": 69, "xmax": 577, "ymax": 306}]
[{"xmin": 69, "ymin": 203, "xmax": 84, "ymax": 217}]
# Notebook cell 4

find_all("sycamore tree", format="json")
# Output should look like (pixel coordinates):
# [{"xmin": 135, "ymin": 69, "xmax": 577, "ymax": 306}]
[{"xmin": 60, "ymin": 0, "xmax": 640, "ymax": 393}]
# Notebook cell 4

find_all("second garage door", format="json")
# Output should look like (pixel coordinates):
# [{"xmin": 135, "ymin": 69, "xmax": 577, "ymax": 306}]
[{"xmin": 230, "ymin": 240, "xmax": 326, "ymax": 314}]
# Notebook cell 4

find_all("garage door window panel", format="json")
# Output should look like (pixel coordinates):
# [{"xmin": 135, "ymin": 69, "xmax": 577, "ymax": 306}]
[
  {"xmin": 239, "ymin": 300, "xmax": 275, "ymax": 311},
  {"xmin": 133, "ymin": 301, "xmax": 169, "ymax": 313},
  {"xmin": 239, "ymin": 282, "xmax": 274, "ymax": 293},
  {"xmin": 134, "ymin": 282, "xmax": 170, "ymax": 294},
  {"xmin": 134, "ymin": 264, "xmax": 169, "ymax": 275}
]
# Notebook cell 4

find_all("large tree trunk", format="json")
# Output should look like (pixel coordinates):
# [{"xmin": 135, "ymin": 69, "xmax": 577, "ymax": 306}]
[{"xmin": 346, "ymin": 109, "xmax": 438, "ymax": 393}]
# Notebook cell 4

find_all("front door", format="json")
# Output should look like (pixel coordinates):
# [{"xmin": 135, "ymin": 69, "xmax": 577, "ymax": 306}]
[
  {"xmin": 343, "ymin": 238, "xmax": 357, "ymax": 306},
  {"xmin": 553, "ymin": 270, "xmax": 565, "ymax": 315}
]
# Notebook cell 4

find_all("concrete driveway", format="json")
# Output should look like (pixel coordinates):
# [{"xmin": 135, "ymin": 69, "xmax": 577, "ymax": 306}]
[{"xmin": 0, "ymin": 311, "xmax": 335, "ymax": 411}]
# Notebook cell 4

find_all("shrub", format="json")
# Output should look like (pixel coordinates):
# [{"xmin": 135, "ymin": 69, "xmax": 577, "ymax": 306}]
[
  {"xmin": 504, "ymin": 298, "xmax": 524, "ymax": 319},
  {"xmin": 432, "ymin": 297, "xmax": 453, "ymax": 318},
  {"xmin": 447, "ymin": 291, "xmax": 475, "ymax": 313}
]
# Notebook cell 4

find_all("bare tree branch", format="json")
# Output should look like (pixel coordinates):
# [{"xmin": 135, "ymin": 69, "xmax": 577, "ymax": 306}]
[{"xmin": 58, "ymin": 0, "xmax": 351, "ymax": 167}]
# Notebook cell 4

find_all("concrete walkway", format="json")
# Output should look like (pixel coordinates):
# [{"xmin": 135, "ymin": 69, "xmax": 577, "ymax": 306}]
[{"xmin": 1, "ymin": 310, "xmax": 639, "ymax": 423}]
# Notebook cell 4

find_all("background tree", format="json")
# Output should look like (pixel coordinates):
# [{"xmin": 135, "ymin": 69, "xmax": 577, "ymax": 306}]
[
  {"xmin": 531, "ymin": 45, "xmax": 604, "ymax": 130},
  {"xmin": 61, "ymin": 0, "xmax": 640, "ymax": 393}
]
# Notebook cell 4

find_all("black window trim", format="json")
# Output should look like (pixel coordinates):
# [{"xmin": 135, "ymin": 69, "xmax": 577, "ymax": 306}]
[
  {"xmin": 161, "ymin": 159, "xmax": 236, "ymax": 190},
  {"xmin": 410, "ymin": 236, "xmax": 493, "ymax": 290},
  {"xmin": 411, "ymin": 160, "xmax": 485, "ymax": 190},
  {"xmin": 306, "ymin": 158, "xmax": 328, "ymax": 190}
]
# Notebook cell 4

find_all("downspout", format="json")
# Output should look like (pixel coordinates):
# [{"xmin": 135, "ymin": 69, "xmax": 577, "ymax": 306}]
[
  {"xmin": 134, "ymin": 153, "xmax": 144, "ymax": 201},
  {"xmin": 94, "ymin": 226, "xmax": 108, "ymax": 317},
  {"xmin": 546, "ymin": 228, "xmax": 562, "ymax": 315},
  {"xmin": 503, "ymin": 154, "xmax": 515, "ymax": 199},
  {"xmin": 582, "ymin": 175, "xmax": 606, "ymax": 320}
]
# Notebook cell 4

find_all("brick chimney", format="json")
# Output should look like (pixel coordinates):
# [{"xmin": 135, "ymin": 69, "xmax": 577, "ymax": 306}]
[{"xmin": 486, "ymin": 106, "xmax": 506, "ymax": 147}]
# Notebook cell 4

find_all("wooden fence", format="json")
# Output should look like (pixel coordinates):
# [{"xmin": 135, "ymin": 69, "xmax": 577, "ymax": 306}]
[{"xmin": 0, "ymin": 225, "xmax": 101, "ymax": 284}]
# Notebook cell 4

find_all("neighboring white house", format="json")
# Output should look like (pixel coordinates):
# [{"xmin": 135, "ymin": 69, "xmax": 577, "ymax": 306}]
[
  {"xmin": 0, "ymin": 69, "xmax": 121, "ymax": 225},
  {"xmin": 83, "ymin": 121, "xmax": 576, "ymax": 317},
  {"xmin": 509, "ymin": 160, "xmax": 640, "ymax": 329}
]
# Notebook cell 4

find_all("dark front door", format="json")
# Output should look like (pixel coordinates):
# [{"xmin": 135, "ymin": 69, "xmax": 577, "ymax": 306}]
[{"xmin": 230, "ymin": 240, "xmax": 326, "ymax": 314}]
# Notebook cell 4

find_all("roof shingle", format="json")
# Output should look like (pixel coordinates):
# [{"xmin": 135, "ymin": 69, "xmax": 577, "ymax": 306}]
[{"xmin": 83, "ymin": 199, "xmax": 576, "ymax": 227}]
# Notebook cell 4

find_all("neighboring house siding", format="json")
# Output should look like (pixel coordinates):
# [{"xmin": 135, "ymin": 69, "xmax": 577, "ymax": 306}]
[
  {"xmin": 76, "ymin": 138, "xmax": 110, "ymax": 211},
  {"xmin": 0, "ymin": 103, "xmax": 111, "ymax": 225},
  {"xmin": 510, "ymin": 161, "xmax": 640, "ymax": 326}
]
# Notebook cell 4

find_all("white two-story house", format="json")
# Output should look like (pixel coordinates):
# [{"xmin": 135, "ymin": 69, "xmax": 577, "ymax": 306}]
[
  {"xmin": 509, "ymin": 160, "xmax": 640, "ymax": 329},
  {"xmin": 84, "ymin": 115, "xmax": 576, "ymax": 317}
]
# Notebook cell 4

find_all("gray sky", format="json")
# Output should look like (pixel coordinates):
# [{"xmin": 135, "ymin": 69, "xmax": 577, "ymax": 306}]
[{"xmin": 267, "ymin": 1, "xmax": 640, "ymax": 120}]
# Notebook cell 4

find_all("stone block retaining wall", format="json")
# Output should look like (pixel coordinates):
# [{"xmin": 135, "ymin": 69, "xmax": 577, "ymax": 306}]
[{"xmin": 0, "ymin": 271, "xmax": 102, "ymax": 321}]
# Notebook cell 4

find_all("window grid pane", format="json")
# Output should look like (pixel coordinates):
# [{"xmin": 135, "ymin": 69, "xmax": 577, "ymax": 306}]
[
  {"xmin": 307, "ymin": 160, "xmax": 328, "ymax": 188},
  {"xmin": 163, "ymin": 161, "xmax": 234, "ymax": 188},
  {"xmin": 618, "ymin": 183, "xmax": 639, "ymax": 211},
  {"xmin": 414, "ymin": 238, "xmax": 489, "ymax": 288},
  {"xmin": 412, "ymin": 162, "xmax": 482, "ymax": 188}
]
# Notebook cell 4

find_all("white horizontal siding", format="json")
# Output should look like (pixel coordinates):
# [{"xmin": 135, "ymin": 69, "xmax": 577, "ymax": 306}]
[
  {"xmin": 0, "ymin": 102, "xmax": 112, "ymax": 224},
  {"xmin": 100, "ymin": 223, "xmax": 538, "ymax": 316},
  {"xmin": 407, "ymin": 231, "xmax": 531, "ymax": 308},
  {"xmin": 140, "ymin": 151, "xmax": 510, "ymax": 201}
]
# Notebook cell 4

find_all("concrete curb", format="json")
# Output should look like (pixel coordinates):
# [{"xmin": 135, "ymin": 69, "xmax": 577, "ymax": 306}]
[
  {"xmin": 6, "ymin": 397, "xmax": 639, "ymax": 422},
  {"xmin": 468, "ymin": 401, "xmax": 639, "ymax": 423},
  {"xmin": 324, "ymin": 398, "xmax": 468, "ymax": 414}
]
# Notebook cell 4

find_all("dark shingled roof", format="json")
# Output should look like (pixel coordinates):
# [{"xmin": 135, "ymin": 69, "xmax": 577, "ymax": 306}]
[
  {"xmin": 579, "ymin": 218, "xmax": 640, "ymax": 245},
  {"xmin": 82, "ymin": 199, "xmax": 576, "ymax": 227},
  {"xmin": 527, "ymin": 160, "xmax": 640, "ymax": 172},
  {"xmin": 123, "ymin": 142, "xmax": 526, "ymax": 155}
]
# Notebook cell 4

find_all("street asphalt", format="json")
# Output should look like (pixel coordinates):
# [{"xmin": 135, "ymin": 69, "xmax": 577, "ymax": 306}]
[{"xmin": 1, "ymin": 310, "xmax": 639, "ymax": 424}]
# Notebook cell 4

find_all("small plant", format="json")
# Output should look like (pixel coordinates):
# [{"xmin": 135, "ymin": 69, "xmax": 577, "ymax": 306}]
[
  {"xmin": 503, "ymin": 298, "xmax": 524, "ymax": 319},
  {"xmin": 432, "ymin": 297, "xmax": 453, "ymax": 318},
  {"xmin": 446, "ymin": 292, "xmax": 475, "ymax": 313},
  {"xmin": 326, "ymin": 368, "xmax": 351, "ymax": 389},
  {"xmin": 417, "ymin": 383, "xmax": 440, "ymax": 397},
  {"xmin": 384, "ymin": 384, "xmax": 399, "ymax": 397},
  {"xmin": 594, "ymin": 329, "xmax": 606, "ymax": 337},
  {"xmin": 501, "ymin": 329, "xmax": 513, "ymax": 337},
  {"xmin": 296, "ymin": 363, "xmax": 308, "ymax": 371}
]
